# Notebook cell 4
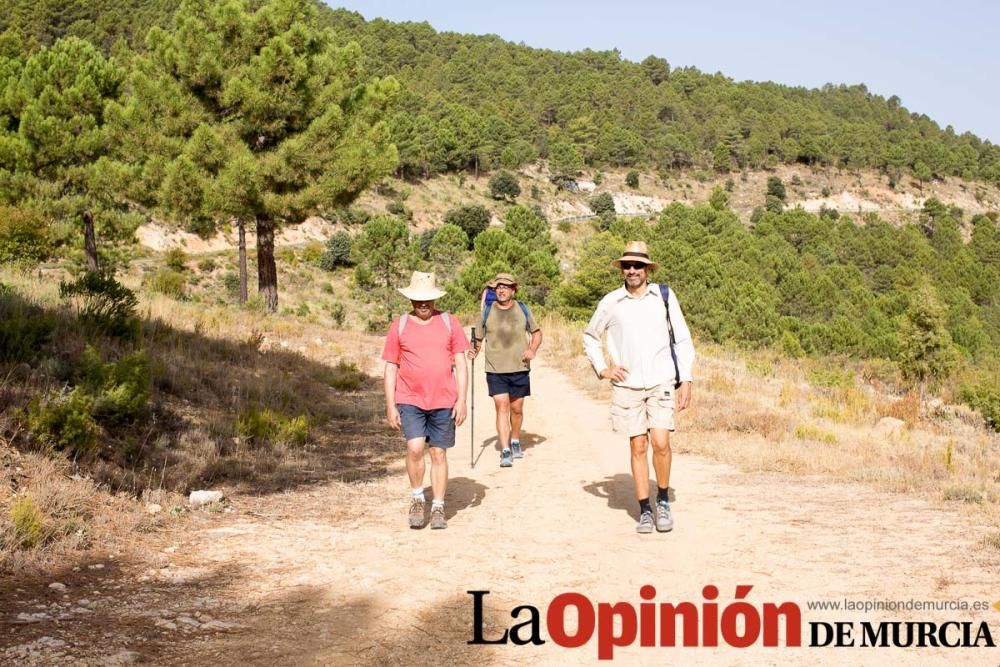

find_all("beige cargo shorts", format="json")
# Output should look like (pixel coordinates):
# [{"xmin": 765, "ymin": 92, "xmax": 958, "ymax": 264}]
[{"xmin": 610, "ymin": 383, "xmax": 675, "ymax": 437}]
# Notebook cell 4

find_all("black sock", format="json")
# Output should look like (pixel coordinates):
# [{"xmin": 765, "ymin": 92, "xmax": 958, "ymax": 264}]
[
  {"xmin": 657, "ymin": 486, "xmax": 670, "ymax": 504},
  {"xmin": 638, "ymin": 498, "xmax": 652, "ymax": 515}
]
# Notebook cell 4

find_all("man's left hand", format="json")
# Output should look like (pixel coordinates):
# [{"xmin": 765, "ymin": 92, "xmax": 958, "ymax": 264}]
[
  {"xmin": 453, "ymin": 399, "xmax": 468, "ymax": 426},
  {"xmin": 521, "ymin": 348, "xmax": 536, "ymax": 362},
  {"xmin": 676, "ymin": 382, "xmax": 692, "ymax": 411}
]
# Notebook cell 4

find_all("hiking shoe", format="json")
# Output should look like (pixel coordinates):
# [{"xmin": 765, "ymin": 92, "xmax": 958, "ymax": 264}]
[
  {"xmin": 655, "ymin": 501, "xmax": 674, "ymax": 532},
  {"xmin": 636, "ymin": 510, "xmax": 654, "ymax": 534},
  {"xmin": 429, "ymin": 505, "xmax": 447, "ymax": 529},
  {"xmin": 500, "ymin": 449, "xmax": 513, "ymax": 467},
  {"xmin": 408, "ymin": 499, "xmax": 425, "ymax": 528},
  {"xmin": 511, "ymin": 441, "xmax": 523, "ymax": 459}
]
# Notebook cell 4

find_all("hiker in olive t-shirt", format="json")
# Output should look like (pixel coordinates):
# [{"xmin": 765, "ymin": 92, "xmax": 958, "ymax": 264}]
[{"xmin": 467, "ymin": 272, "xmax": 542, "ymax": 467}]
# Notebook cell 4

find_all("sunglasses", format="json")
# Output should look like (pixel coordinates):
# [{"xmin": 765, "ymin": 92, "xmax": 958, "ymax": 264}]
[{"xmin": 620, "ymin": 262, "xmax": 647, "ymax": 270}]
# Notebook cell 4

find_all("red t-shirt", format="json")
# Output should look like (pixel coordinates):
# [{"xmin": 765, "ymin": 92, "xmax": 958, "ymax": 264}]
[{"xmin": 382, "ymin": 312, "xmax": 470, "ymax": 410}]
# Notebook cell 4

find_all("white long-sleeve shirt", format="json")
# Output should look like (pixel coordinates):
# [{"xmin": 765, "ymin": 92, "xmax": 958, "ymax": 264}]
[{"xmin": 583, "ymin": 283, "xmax": 695, "ymax": 389}]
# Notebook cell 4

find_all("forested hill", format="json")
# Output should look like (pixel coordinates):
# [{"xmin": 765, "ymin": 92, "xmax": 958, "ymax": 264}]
[{"xmin": 3, "ymin": 0, "xmax": 999, "ymax": 185}]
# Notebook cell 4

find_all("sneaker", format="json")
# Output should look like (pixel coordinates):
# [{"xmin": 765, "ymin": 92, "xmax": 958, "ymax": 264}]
[
  {"xmin": 655, "ymin": 501, "xmax": 674, "ymax": 532},
  {"xmin": 511, "ymin": 441, "xmax": 523, "ymax": 459},
  {"xmin": 430, "ymin": 505, "xmax": 447, "ymax": 529},
  {"xmin": 408, "ymin": 499, "xmax": 425, "ymax": 528},
  {"xmin": 500, "ymin": 449, "xmax": 513, "ymax": 467},
  {"xmin": 636, "ymin": 510, "xmax": 654, "ymax": 534}
]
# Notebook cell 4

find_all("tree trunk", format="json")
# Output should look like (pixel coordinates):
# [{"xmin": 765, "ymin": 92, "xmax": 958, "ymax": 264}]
[
  {"xmin": 83, "ymin": 210, "xmax": 99, "ymax": 272},
  {"xmin": 237, "ymin": 219, "xmax": 248, "ymax": 305},
  {"xmin": 256, "ymin": 214, "xmax": 278, "ymax": 313}
]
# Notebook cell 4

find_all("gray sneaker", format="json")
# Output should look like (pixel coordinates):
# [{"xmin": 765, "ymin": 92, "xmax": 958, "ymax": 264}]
[
  {"xmin": 511, "ymin": 441, "xmax": 523, "ymax": 458},
  {"xmin": 500, "ymin": 449, "xmax": 513, "ymax": 467},
  {"xmin": 655, "ymin": 501, "xmax": 674, "ymax": 532},
  {"xmin": 429, "ymin": 505, "xmax": 447, "ymax": 529},
  {"xmin": 408, "ymin": 499, "xmax": 425, "ymax": 529},
  {"xmin": 636, "ymin": 510, "xmax": 654, "ymax": 534}
]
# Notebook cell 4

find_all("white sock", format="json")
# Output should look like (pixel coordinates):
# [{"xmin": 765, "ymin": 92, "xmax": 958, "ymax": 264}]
[
  {"xmin": 432, "ymin": 499, "xmax": 444, "ymax": 509},
  {"xmin": 411, "ymin": 488, "xmax": 425, "ymax": 502}
]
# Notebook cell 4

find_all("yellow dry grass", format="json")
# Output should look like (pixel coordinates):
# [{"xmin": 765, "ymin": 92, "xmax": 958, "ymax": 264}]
[{"xmin": 541, "ymin": 315, "xmax": 1000, "ymax": 523}]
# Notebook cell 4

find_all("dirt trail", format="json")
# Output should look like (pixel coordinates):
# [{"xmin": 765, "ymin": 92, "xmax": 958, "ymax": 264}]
[{"xmin": 4, "ymin": 355, "xmax": 999, "ymax": 665}]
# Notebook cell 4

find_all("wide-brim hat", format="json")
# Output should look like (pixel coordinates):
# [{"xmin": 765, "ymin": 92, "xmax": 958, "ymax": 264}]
[
  {"xmin": 611, "ymin": 240, "xmax": 658, "ymax": 272},
  {"xmin": 492, "ymin": 272, "xmax": 518, "ymax": 288},
  {"xmin": 397, "ymin": 271, "xmax": 446, "ymax": 301}
]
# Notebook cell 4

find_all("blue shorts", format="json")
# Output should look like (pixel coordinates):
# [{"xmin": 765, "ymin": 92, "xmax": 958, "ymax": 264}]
[
  {"xmin": 397, "ymin": 404, "xmax": 455, "ymax": 448},
  {"xmin": 486, "ymin": 371, "xmax": 531, "ymax": 399}
]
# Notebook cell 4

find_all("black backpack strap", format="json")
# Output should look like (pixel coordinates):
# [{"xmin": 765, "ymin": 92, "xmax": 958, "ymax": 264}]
[{"xmin": 658, "ymin": 284, "xmax": 681, "ymax": 388}]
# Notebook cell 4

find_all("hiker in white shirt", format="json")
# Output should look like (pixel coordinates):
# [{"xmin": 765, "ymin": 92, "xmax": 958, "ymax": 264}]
[{"xmin": 583, "ymin": 241, "xmax": 695, "ymax": 534}]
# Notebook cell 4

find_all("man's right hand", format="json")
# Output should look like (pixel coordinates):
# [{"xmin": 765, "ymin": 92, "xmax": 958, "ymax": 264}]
[
  {"xmin": 600, "ymin": 366, "xmax": 629, "ymax": 383},
  {"xmin": 386, "ymin": 405, "xmax": 401, "ymax": 431},
  {"xmin": 466, "ymin": 347, "xmax": 479, "ymax": 360}
]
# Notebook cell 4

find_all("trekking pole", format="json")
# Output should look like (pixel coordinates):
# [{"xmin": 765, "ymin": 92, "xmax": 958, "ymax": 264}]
[{"xmin": 470, "ymin": 327, "xmax": 478, "ymax": 468}]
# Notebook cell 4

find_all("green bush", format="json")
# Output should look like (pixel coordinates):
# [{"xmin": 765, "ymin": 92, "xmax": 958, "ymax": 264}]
[
  {"xmin": 489, "ymin": 171, "xmax": 521, "ymax": 201},
  {"xmin": 301, "ymin": 241, "xmax": 324, "ymax": 265},
  {"xmin": 0, "ymin": 206, "xmax": 53, "ymax": 264},
  {"xmin": 10, "ymin": 496, "xmax": 44, "ymax": 548},
  {"xmin": 444, "ymin": 205, "xmax": 491, "ymax": 246},
  {"xmin": 0, "ymin": 287, "xmax": 54, "ymax": 362},
  {"xmin": 78, "ymin": 347, "xmax": 151, "ymax": 424},
  {"xmin": 164, "ymin": 247, "xmax": 188, "ymax": 272},
  {"xmin": 197, "ymin": 257, "xmax": 217, "ymax": 272},
  {"xmin": 625, "ymin": 171, "xmax": 639, "ymax": 188},
  {"xmin": 320, "ymin": 231, "xmax": 354, "ymax": 270},
  {"xmin": 59, "ymin": 272, "xmax": 139, "ymax": 340},
  {"xmin": 327, "ymin": 360, "xmax": 364, "ymax": 391},
  {"xmin": 386, "ymin": 200, "xmax": 406, "ymax": 215},
  {"xmin": 958, "ymin": 382, "xmax": 1000, "ymax": 431},
  {"xmin": 28, "ymin": 389, "xmax": 99, "ymax": 456},
  {"xmin": 236, "ymin": 406, "xmax": 310, "ymax": 445},
  {"xmin": 222, "ymin": 271, "xmax": 240, "ymax": 297},
  {"xmin": 590, "ymin": 192, "xmax": 616, "ymax": 218},
  {"xmin": 146, "ymin": 269, "xmax": 187, "ymax": 299},
  {"xmin": 329, "ymin": 302, "xmax": 346, "ymax": 327}
]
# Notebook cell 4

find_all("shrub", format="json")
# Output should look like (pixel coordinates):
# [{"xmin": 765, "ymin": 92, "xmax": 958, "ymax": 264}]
[
  {"xmin": 557, "ymin": 220, "xmax": 572, "ymax": 233},
  {"xmin": 0, "ymin": 206, "xmax": 53, "ymax": 264},
  {"xmin": 958, "ymin": 382, "xmax": 1000, "ymax": 431},
  {"xmin": 0, "ymin": 288, "xmax": 55, "ymax": 362},
  {"xmin": 335, "ymin": 206, "xmax": 371, "ymax": 226},
  {"xmin": 236, "ymin": 406, "xmax": 310, "ymax": 446},
  {"xmin": 489, "ymin": 171, "xmax": 521, "ymax": 201},
  {"xmin": 164, "ymin": 247, "xmax": 187, "ymax": 272},
  {"xmin": 59, "ymin": 272, "xmax": 139, "ymax": 340},
  {"xmin": 444, "ymin": 205, "xmax": 491, "ymax": 245},
  {"xmin": 78, "ymin": 347, "xmax": 151, "ymax": 424},
  {"xmin": 327, "ymin": 360, "xmax": 364, "ymax": 391},
  {"xmin": 766, "ymin": 176, "xmax": 786, "ymax": 202},
  {"xmin": 625, "ymin": 171, "xmax": 639, "ymax": 188},
  {"xmin": 300, "ymin": 241, "xmax": 324, "ymax": 265},
  {"xmin": 589, "ymin": 192, "xmax": 616, "ymax": 218},
  {"xmin": 197, "ymin": 257, "xmax": 217, "ymax": 272},
  {"xmin": 28, "ymin": 389, "xmax": 99, "ymax": 456},
  {"xmin": 146, "ymin": 269, "xmax": 187, "ymax": 299},
  {"xmin": 328, "ymin": 302, "xmax": 345, "ymax": 327},
  {"xmin": 222, "ymin": 271, "xmax": 240, "ymax": 297},
  {"xmin": 386, "ymin": 200, "xmax": 406, "ymax": 216},
  {"xmin": 320, "ymin": 231, "xmax": 354, "ymax": 270},
  {"xmin": 821, "ymin": 186, "xmax": 832, "ymax": 197},
  {"xmin": 10, "ymin": 496, "xmax": 44, "ymax": 548}
]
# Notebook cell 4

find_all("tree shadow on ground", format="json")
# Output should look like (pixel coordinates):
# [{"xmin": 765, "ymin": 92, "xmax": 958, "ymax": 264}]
[
  {"xmin": 0, "ymin": 286, "xmax": 399, "ymax": 499},
  {"xmin": 583, "ymin": 474, "xmax": 678, "ymax": 521}
]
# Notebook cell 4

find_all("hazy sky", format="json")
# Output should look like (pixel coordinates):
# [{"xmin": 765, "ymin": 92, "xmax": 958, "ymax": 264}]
[{"xmin": 324, "ymin": 0, "xmax": 1000, "ymax": 144}]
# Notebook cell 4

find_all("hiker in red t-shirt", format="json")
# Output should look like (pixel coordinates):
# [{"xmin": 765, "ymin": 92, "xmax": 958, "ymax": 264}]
[{"xmin": 382, "ymin": 272, "xmax": 470, "ymax": 530}]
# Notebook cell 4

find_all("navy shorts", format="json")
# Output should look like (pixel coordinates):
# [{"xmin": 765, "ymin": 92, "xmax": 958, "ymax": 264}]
[
  {"xmin": 397, "ymin": 404, "xmax": 455, "ymax": 448},
  {"xmin": 486, "ymin": 371, "xmax": 531, "ymax": 399}
]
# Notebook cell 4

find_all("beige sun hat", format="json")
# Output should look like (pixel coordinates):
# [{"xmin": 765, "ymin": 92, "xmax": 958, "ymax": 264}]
[
  {"xmin": 397, "ymin": 271, "xmax": 446, "ymax": 301},
  {"xmin": 611, "ymin": 240, "xmax": 658, "ymax": 272},
  {"xmin": 492, "ymin": 272, "xmax": 518, "ymax": 288}
]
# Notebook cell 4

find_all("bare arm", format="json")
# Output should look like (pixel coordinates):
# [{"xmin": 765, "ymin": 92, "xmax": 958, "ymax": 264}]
[
  {"xmin": 522, "ymin": 329, "xmax": 543, "ymax": 361},
  {"xmin": 383, "ymin": 362, "xmax": 401, "ymax": 430},
  {"xmin": 452, "ymin": 352, "xmax": 468, "ymax": 426}
]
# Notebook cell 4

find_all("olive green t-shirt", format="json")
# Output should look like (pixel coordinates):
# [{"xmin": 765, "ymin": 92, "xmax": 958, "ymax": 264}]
[{"xmin": 480, "ymin": 302, "xmax": 540, "ymax": 374}]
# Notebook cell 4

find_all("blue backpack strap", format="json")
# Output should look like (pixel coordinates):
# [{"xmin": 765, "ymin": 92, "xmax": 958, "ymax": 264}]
[
  {"xmin": 658, "ymin": 284, "xmax": 681, "ymax": 388},
  {"xmin": 517, "ymin": 301, "xmax": 532, "ymax": 331},
  {"xmin": 483, "ymin": 301, "xmax": 533, "ymax": 333},
  {"xmin": 481, "ymin": 301, "xmax": 492, "ymax": 331}
]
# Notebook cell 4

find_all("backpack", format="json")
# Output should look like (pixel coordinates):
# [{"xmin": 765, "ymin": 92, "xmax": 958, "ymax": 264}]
[
  {"xmin": 658, "ymin": 284, "xmax": 682, "ymax": 389},
  {"xmin": 481, "ymin": 300, "xmax": 531, "ymax": 334},
  {"xmin": 398, "ymin": 311, "xmax": 451, "ymax": 337}
]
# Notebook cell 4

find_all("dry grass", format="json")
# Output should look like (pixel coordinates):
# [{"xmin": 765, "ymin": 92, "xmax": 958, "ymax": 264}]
[{"xmin": 541, "ymin": 315, "xmax": 1000, "ymax": 523}]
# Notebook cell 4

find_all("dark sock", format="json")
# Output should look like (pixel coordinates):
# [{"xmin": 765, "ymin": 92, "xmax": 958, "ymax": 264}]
[
  {"xmin": 657, "ymin": 486, "xmax": 670, "ymax": 504},
  {"xmin": 638, "ymin": 498, "xmax": 652, "ymax": 515}
]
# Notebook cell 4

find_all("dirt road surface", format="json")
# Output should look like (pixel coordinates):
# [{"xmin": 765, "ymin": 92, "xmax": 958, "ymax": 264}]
[{"xmin": 3, "ymin": 355, "xmax": 999, "ymax": 665}]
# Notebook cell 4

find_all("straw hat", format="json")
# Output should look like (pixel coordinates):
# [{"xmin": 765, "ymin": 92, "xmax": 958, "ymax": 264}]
[
  {"xmin": 611, "ymin": 240, "xmax": 658, "ymax": 272},
  {"xmin": 492, "ymin": 272, "xmax": 518, "ymax": 288},
  {"xmin": 397, "ymin": 271, "xmax": 446, "ymax": 301}
]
